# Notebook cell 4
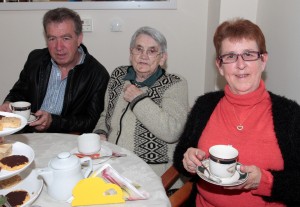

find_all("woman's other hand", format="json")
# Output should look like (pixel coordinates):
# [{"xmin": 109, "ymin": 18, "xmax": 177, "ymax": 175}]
[
  {"xmin": 183, "ymin": 147, "xmax": 205, "ymax": 173},
  {"xmin": 123, "ymin": 84, "xmax": 144, "ymax": 102},
  {"xmin": 99, "ymin": 134, "xmax": 107, "ymax": 141},
  {"xmin": 225, "ymin": 165, "xmax": 262, "ymax": 190}
]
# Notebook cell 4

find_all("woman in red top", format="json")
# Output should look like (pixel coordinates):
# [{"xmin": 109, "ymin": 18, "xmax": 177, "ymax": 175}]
[{"xmin": 173, "ymin": 18, "xmax": 300, "ymax": 207}]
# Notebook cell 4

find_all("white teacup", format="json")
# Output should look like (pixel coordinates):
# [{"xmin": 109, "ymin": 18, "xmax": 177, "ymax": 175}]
[
  {"xmin": 10, "ymin": 101, "xmax": 31, "ymax": 120},
  {"xmin": 77, "ymin": 133, "xmax": 101, "ymax": 155},
  {"xmin": 209, "ymin": 145, "xmax": 239, "ymax": 178}
]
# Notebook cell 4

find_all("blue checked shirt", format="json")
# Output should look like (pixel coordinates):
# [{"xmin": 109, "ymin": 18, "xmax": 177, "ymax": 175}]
[{"xmin": 40, "ymin": 47, "xmax": 85, "ymax": 115}]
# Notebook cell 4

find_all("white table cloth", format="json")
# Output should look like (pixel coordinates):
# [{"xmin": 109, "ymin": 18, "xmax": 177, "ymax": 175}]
[{"xmin": 6, "ymin": 133, "xmax": 171, "ymax": 207}]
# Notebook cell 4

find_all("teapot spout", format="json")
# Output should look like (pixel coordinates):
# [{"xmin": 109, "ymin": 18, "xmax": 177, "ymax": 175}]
[{"xmin": 37, "ymin": 168, "xmax": 53, "ymax": 186}]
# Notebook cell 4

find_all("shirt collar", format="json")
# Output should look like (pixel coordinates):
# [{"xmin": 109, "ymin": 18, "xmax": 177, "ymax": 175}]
[
  {"xmin": 123, "ymin": 66, "xmax": 164, "ymax": 87},
  {"xmin": 51, "ymin": 46, "xmax": 85, "ymax": 68}
]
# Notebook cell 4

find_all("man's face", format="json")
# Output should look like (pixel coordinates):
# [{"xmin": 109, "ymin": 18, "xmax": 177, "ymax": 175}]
[{"xmin": 45, "ymin": 19, "xmax": 83, "ymax": 69}]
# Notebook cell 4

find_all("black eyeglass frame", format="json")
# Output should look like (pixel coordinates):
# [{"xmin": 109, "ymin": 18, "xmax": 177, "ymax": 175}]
[{"xmin": 218, "ymin": 51, "xmax": 263, "ymax": 64}]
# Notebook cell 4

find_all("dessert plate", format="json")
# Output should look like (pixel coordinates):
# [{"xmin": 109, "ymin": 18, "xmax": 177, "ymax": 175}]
[
  {"xmin": 196, "ymin": 159, "xmax": 248, "ymax": 186},
  {"xmin": 0, "ymin": 168, "xmax": 43, "ymax": 207},
  {"xmin": 0, "ymin": 112, "xmax": 27, "ymax": 137},
  {"xmin": 70, "ymin": 145, "xmax": 112, "ymax": 165},
  {"xmin": 0, "ymin": 142, "xmax": 35, "ymax": 180},
  {"xmin": 27, "ymin": 114, "xmax": 39, "ymax": 124}
]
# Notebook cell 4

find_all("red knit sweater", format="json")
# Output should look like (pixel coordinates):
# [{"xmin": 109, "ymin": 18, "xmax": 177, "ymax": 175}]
[{"xmin": 197, "ymin": 81, "xmax": 285, "ymax": 207}]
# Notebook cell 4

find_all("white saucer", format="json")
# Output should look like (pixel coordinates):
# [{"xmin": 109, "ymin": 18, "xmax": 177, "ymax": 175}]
[
  {"xmin": 70, "ymin": 145, "xmax": 112, "ymax": 165},
  {"xmin": 196, "ymin": 159, "xmax": 248, "ymax": 186},
  {"xmin": 27, "ymin": 114, "xmax": 38, "ymax": 124},
  {"xmin": 0, "ymin": 141, "xmax": 35, "ymax": 180}
]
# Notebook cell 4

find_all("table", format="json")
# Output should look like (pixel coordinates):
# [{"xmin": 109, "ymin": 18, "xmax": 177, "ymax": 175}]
[{"xmin": 6, "ymin": 133, "xmax": 171, "ymax": 207}]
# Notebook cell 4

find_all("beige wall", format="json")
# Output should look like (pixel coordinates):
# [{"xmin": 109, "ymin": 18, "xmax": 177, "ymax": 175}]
[
  {"xmin": 2, "ymin": 0, "xmax": 299, "ymax": 107},
  {"xmin": 257, "ymin": 0, "xmax": 300, "ymax": 103},
  {"xmin": 0, "ymin": 0, "xmax": 208, "ymax": 106}
]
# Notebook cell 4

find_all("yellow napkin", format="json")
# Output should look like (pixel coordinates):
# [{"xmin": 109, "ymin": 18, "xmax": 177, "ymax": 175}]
[{"xmin": 71, "ymin": 177, "xmax": 125, "ymax": 206}]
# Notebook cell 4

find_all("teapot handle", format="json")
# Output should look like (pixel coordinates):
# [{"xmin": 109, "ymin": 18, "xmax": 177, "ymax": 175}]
[{"xmin": 80, "ymin": 157, "xmax": 93, "ymax": 178}]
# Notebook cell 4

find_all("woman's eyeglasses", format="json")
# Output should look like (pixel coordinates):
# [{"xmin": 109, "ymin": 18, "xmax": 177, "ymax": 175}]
[
  {"xmin": 218, "ymin": 51, "xmax": 262, "ymax": 64},
  {"xmin": 131, "ymin": 47, "xmax": 161, "ymax": 58}
]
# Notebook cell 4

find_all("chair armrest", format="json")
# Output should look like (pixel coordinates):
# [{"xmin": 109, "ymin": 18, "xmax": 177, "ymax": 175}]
[
  {"xmin": 169, "ymin": 181, "xmax": 193, "ymax": 207},
  {"xmin": 161, "ymin": 165, "xmax": 180, "ymax": 190}
]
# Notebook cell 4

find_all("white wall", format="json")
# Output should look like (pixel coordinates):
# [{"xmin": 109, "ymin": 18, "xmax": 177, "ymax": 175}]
[
  {"xmin": 257, "ymin": 0, "xmax": 300, "ymax": 103},
  {"xmin": 1, "ymin": 0, "xmax": 300, "ymax": 107},
  {"xmin": 219, "ymin": 0, "xmax": 258, "ymax": 22},
  {"xmin": 0, "ymin": 0, "xmax": 208, "ymax": 106},
  {"xmin": 213, "ymin": 0, "xmax": 259, "ymax": 90}
]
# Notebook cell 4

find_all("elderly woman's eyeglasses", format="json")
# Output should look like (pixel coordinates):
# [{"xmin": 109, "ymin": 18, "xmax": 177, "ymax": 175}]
[
  {"xmin": 218, "ymin": 51, "xmax": 262, "ymax": 64},
  {"xmin": 131, "ymin": 47, "xmax": 161, "ymax": 58}
]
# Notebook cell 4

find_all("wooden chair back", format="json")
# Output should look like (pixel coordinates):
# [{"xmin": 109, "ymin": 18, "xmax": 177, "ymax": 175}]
[{"xmin": 161, "ymin": 165, "xmax": 193, "ymax": 207}]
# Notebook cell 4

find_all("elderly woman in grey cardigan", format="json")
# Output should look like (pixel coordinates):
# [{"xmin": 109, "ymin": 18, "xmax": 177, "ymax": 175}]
[{"xmin": 94, "ymin": 26, "xmax": 189, "ymax": 176}]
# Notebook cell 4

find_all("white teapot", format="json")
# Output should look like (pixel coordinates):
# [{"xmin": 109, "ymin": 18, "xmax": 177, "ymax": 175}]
[{"xmin": 37, "ymin": 152, "xmax": 93, "ymax": 201}]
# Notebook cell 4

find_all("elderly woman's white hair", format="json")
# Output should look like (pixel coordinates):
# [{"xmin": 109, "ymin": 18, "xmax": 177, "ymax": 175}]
[{"xmin": 129, "ymin": 26, "xmax": 168, "ymax": 54}]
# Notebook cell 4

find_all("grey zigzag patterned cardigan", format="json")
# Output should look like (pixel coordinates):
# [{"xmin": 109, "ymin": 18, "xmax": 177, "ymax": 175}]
[
  {"xmin": 95, "ymin": 66, "xmax": 189, "ymax": 176},
  {"xmin": 173, "ymin": 90, "xmax": 300, "ymax": 206}
]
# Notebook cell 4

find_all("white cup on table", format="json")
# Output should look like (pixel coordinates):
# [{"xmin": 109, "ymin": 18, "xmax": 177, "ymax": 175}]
[
  {"xmin": 77, "ymin": 133, "xmax": 101, "ymax": 155},
  {"xmin": 9, "ymin": 101, "xmax": 31, "ymax": 120}
]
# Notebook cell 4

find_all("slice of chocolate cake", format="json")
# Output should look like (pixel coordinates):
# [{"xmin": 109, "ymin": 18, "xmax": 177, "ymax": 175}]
[
  {"xmin": 0, "ymin": 155, "xmax": 29, "ymax": 171},
  {"xmin": 5, "ymin": 190, "xmax": 30, "ymax": 207}
]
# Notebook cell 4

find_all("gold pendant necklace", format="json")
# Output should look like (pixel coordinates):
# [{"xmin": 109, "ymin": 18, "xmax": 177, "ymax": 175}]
[{"xmin": 232, "ymin": 105, "xmax": 257, "ymax": 131}]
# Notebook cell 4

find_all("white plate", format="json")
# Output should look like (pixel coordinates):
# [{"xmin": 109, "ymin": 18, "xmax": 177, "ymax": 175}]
[
  {"xmin": 70, "ymin": 145, "xmax": 112, "ymax": 165},
  {"xmin": 0, "ymin": 142, "xmax": 35, "ymax": 180},
  {"xmin": 0, "ymin": 112, "xmax": 27, "ymax": 137},
  {"xmin": 0, "ymin": 168, "xmax": 43, "ymax": 207},
  {"xmin": 27, "ymin": 114, "xmax": 38, "ymax": 124},
  {"xmin": 196, "ymin": 159, "xmax": 248, "ymax": 186}
]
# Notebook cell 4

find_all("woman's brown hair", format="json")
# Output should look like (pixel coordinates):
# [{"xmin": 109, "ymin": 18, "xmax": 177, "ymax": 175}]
[{"xmin": 213, "ymin": 18, "xmax": 267, "ymax": 57}]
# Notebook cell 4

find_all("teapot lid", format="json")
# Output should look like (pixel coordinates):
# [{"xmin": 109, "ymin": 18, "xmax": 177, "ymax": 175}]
[{"xmin": 49, "ymin": 152, "xmax": 79, "ymax": 170}]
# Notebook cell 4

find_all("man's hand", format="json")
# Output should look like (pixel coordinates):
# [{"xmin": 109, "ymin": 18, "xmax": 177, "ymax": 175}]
[
  {"xmin": 29, "ymin": 110, "xmax": 52, "ymax": 132},
  {"xmin": 0, "ymin": 102, "xmax": 11, "ymax": 112}
]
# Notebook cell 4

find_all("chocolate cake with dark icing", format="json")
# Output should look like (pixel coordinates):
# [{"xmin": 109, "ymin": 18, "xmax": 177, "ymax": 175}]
[
  {"xmin": 5, "ymin": 190, "xmax": 30, "ymax": 207},
  {"xmin": 0, "ymin": 155, "xmax": 29, "ymax": 171}
]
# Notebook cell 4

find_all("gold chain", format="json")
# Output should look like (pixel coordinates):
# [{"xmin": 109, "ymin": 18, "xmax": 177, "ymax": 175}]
[{"xmin": 232, "ymin": 105, "xmax": 257, "ymax": 131}]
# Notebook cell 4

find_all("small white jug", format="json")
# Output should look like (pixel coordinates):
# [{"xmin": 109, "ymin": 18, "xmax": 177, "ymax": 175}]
[{"xmin": 37, "ymin": 152, "xmax": 92, "ymax": 201}]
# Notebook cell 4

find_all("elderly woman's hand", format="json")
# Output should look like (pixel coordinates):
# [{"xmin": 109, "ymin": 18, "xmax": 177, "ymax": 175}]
[
  {"xmin": 225, "ymin": 165, "xmax": 262, "ymax": 190},
  {"xmin": 123, "ymin": 84, "xmax": 144, "ymax": 102},
  {"xmin": 183, "ymin": 147, "xmax": 206, "ymax": 173}
]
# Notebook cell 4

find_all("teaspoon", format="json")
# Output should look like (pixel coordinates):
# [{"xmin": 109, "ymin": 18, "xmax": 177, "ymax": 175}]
[{"xmin": 199, "ymin": 165, "xmax": 222, "ymax": 184}]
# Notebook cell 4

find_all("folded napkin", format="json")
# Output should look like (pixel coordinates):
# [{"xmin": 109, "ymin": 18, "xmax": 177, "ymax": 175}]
[
  {"xmin": 91, "ymin": 164, "xmax": 150, "ymax": 201},
  {"xmin": 72, "ymin": 177, "xmax": 124, "ymax": 206}
]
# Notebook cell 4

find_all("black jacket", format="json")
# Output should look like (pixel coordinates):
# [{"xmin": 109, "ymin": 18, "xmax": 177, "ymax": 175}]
[
  {"xmin": 173, "ymin": 91, "xmax": 300, "ymax": 206},
  {"xmin": 4, "ymin": 44, "xmax": 109, "ymax": 133}
]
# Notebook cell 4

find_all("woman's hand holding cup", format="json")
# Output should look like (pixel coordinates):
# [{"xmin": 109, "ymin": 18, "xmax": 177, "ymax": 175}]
[{"xmin": 183, "ymin": 147, "xmax": 205, "ymax": 173}]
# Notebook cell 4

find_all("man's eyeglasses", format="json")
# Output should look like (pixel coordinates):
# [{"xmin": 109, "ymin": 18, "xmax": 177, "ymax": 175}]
[
  {"xmin": 131, "ymin": 47, "xmax": 161, "ymax": 58},
  {"xmin": 218, "ymin": 51, "xmax": 262, "ymax": 64}
]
